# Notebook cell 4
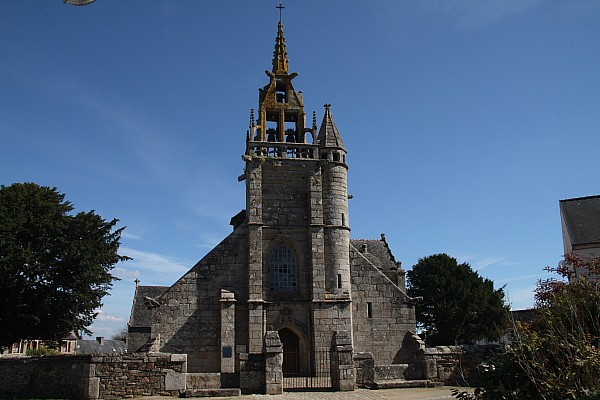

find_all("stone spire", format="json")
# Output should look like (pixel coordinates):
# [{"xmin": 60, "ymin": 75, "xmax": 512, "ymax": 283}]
[
  {"xmin": 318, "ymin": 104, "xmax": 346, "ymax": 151},
  {"xmin": 272, "ymin": 20, "xmax": 289, "ymax": 74}
]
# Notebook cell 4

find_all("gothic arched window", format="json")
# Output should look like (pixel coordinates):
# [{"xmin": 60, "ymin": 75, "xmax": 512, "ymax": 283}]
[{"xmin": 268, "ymin": 245, "xmax": 297, "ymax": 292}]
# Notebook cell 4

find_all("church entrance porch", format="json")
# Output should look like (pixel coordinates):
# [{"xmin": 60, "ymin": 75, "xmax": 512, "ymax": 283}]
[
  {"xmin": 279, "ymin": 327, "xmax": 332, "ymax": 390},
  {"xmin": 282, "ymin": 347, "xmax": 331, "ymax": 391}
]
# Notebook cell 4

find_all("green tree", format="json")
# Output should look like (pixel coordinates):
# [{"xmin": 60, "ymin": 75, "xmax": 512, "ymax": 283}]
[
  {"xmin": 407, "ymin": 253, "xmax": 509, "ymax": 346},
  {"xmin": 0, "ymin": 183, "xmax": 129, "ymax": 349},
  {"xmin": 454, "ymin": 254, "xmax": 600, "ymax": 400}
]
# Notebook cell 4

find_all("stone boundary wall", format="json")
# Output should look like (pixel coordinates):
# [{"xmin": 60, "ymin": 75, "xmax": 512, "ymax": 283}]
[
  {"xmin": 355, "ymin": 345, "xmax": 501, "ymax": 388},
  {"xmin": 0, "ymin": 352, "xmax": 187, "ymax": 399},
  {"xmin": 0, "ymin": 354, "xmax": 90, "ymax": 399},
  {"xmin": 423, "ymin": 345, "xmax": 501, "ymax": 386}
]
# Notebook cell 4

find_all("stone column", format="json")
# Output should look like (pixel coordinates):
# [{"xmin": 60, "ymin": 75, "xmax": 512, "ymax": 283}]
[
  {"xmin": 248, "ymin": 301, "xmax": 265, "ymax": 353},
  {"xmin": 353, "ymin": 352, "xmax": 374, "ymax": 388},
  {"xmin": 423, "ymin": 347, "xmax": 440, "ymax": 381},
  {"xmin": 330, "ymin": 330, "xmax": 355, "ymax": 391},
  {"xmin": 264, "ymin": 331, "xmax": 283, "ymax": 395},
  {"xmin": 220, "ymin": 288, "xmax": 236, "ymax": 374},
  {"xmin": 80, "ymin": 360, "xmax": 100, "ymax": 400}
]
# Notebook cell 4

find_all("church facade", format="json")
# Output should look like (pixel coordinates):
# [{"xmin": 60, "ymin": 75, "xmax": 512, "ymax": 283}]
[{"xmin": 128, "ymin": 16, "xmax": 419, "ymax": 387}]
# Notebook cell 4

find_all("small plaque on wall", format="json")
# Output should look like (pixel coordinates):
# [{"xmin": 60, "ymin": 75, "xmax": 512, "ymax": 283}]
[
  {"xmin": 236, "ymin": 345, "xmax": 247, "ymax": 353},
  {"xmin": 223, "ymin": 346, "xmax": 233, "ymax": 358}
]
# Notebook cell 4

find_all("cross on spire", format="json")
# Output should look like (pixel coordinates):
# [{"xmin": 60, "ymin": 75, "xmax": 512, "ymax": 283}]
[
  {"xmin": 272, "ymin": 1, "xmax": 289, "ymax": 74},
  {"xmin": 276, "ymin": 1, "xmax": 285, "ymax": 24}
]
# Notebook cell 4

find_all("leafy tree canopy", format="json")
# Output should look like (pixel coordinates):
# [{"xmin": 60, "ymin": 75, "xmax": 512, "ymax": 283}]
[
  {"xmin": 407, "ymin": 253, "xmax": 509, "ymax": 346},
  {"xmin": 0, "ymin": 183, "xmax": 129, "ymax": 349}
]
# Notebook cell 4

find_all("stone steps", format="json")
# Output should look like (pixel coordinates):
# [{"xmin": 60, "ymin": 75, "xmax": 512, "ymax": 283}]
[
  {"xmin": 370, "ymin": 379, "xmax": 439, "ymax": 390},
  {"xmin": 180, "ymin": 388, "xmax": 241, "ymax": 398}
]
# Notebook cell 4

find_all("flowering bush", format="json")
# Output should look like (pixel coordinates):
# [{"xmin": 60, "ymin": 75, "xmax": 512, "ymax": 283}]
[{"xmin": 453, "ymin": 253, "xmax": 600, "ymax": 400}]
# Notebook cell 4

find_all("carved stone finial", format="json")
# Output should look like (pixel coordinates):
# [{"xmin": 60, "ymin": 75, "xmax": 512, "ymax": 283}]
[{"xmin": 272, "ymin": 11, "xmax": 289, "ymax": 74}]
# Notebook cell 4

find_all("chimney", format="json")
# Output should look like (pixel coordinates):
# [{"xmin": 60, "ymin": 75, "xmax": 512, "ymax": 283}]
[{"xmin": 96, "ymin": 337, "xmax": 104, "ymax": 345}]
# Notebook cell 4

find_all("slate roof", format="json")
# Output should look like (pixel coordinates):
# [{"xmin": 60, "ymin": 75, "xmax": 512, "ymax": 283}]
[
  {"xmin": 351, "ymin": 236, "xmax": 401, "ymax": 272},
  {"xmin": 76, "ymin": 339, "xmax": 127, "ymax": 354},
  {"xmin": 230, "ymin": 209, "xmax": 246, "ymax": 229},
  {"xmin": 560, "ymin": 195, "xmax": 600, "ymax": 246},
  {"xmin": 129, "ymin": 285, "xmax": 169, "ymax": 328},
  {"xmin": 63, "ymin": 331, "xmax": 79, "ymax": 340}
]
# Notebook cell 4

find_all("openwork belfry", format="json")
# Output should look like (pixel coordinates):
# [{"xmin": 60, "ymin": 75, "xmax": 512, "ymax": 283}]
[{"xmin": 128, "ymin": 10, "xmax": 423, "ymax": 394}]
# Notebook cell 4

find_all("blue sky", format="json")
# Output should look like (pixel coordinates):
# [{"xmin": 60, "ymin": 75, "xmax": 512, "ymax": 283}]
[{"xmin": 2, "ymin": 1, "xmax": 599, "ymax": 338}]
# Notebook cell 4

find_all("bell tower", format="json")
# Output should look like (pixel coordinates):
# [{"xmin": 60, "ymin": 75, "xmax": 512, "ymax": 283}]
[
  {"xmin": 247, "ymin": 17, "xmax": 314, "ymax": 156},
  {"xmin": 243, "ymin": 10, "xmax": 352, "ymax": 355}
]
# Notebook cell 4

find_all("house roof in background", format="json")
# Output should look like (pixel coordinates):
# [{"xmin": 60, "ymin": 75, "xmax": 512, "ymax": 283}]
[
  {"xmin": 76, "ymin": 339, "xmax": 126, "ymax": 354},
  {"xmin": 560, "ymin": 195, "xmax": 600, "ymax": 246}
]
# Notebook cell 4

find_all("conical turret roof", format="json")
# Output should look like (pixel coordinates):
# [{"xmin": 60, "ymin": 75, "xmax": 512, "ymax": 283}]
[{"xmin": 317, "ymin": 104, "xmax": 346, "ymax": 151}]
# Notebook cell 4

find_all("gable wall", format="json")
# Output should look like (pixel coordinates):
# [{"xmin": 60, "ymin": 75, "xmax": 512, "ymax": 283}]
[
  {"xmin": 151, "ymin": 227, "xmax": 248, "ymax": 372},
  {"xmin": 350, "ymin": 246, "xmax": 416, "ymax": 365}
]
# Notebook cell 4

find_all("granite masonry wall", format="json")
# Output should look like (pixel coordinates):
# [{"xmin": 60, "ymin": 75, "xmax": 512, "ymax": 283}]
[
  {"xmin": 0, "ymin": 353, "xmax": 187, "ymax": 400},
  {"xmin": 423, "ymin": 345, "xmax": 501, "ymax": 386},
  {"xmin": 355, "ymin": 345, "xmax": 498, "ymax": 387},
  {"xmin": 350, "ymin": 244, "xmax": 417, "ymax": 365},
  {"xmin": 0, "ymin": 355, "xmax": 89, "ymax": 399},
  {"xmin": 151, "ymin": 227, "xmax": 249, "ymax": 373}
]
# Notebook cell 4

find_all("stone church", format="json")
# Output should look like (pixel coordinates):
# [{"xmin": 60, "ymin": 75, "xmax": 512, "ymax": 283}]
[{"xmin": 128, "ymin": 14, "xmax": 421, "ymax": 391}]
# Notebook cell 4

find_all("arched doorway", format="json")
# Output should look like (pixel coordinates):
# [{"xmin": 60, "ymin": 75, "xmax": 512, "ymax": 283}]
[
  {"xmin": 278, "ymin": 327, "xmax": 332, "ymax": 390},
  {"xmin": 279, "ymin": 328, "xmax": 300, "ymax": 375}
]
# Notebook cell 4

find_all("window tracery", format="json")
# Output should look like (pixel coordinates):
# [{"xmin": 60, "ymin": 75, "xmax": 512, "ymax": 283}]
[{"xmin": 268, "ymin": 245, "xmax": 297, "ymax": 292}]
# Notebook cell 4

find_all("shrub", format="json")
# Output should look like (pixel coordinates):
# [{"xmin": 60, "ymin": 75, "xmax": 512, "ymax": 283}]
[{"xmin": 26, "ymin": 345, "xmax": 60, "ymax": 356}]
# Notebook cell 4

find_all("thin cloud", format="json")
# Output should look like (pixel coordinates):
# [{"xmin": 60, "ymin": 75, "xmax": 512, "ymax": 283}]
[
  {"xmin": 183, "ymin": 172, "xmax": 245, "ymax": 222},
  {"xmin": 118, "ymin": 247, "xmax": 191, "ymax": 286},
  {"xmin": 505, "ymin": 284, "xmax": 537, "ymax": 310},
  {"xmin": 417, "ymin": 0, "xmax": 542, "ymax": 30},
  {"xmin": 84, "ymin": 325, "xmax": 117, "ymax": 338},
  {"xmin": 198, "ymin": 232, "xmax": 229, "ymax": 250},
  {"xmin": 2, "ymin": 43, "xmax": 189, "ymax": 187},
  {"xmin": 496, "ymin": 273, "xmax": 547, "ymax": 284},
  {"xmin": 88, "ymin": 326, "xmax": 115, "ymax": 335},
  {"xmin": 95, "ymin": 310, "xmax": 125, "ymax": 323},
  {"xmin": 112, "ymin": 266, "xmax": 141, "ymax": 281},
  {"xmin": 472, "ymin": 256, "xmax": 507, "ymax": 271},
  {"xmin": 121, "ymin": 231, "xmax": 142, "ymax": 241},
  {"xmin": 457, "ymin": 254, "xmax": 509, "ymax": 271}
]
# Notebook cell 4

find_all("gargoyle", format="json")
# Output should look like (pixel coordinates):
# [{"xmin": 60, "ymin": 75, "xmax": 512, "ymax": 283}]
[{"xmin": 143, "ymin": 296, "xmax": 163, "ymax": 309}]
